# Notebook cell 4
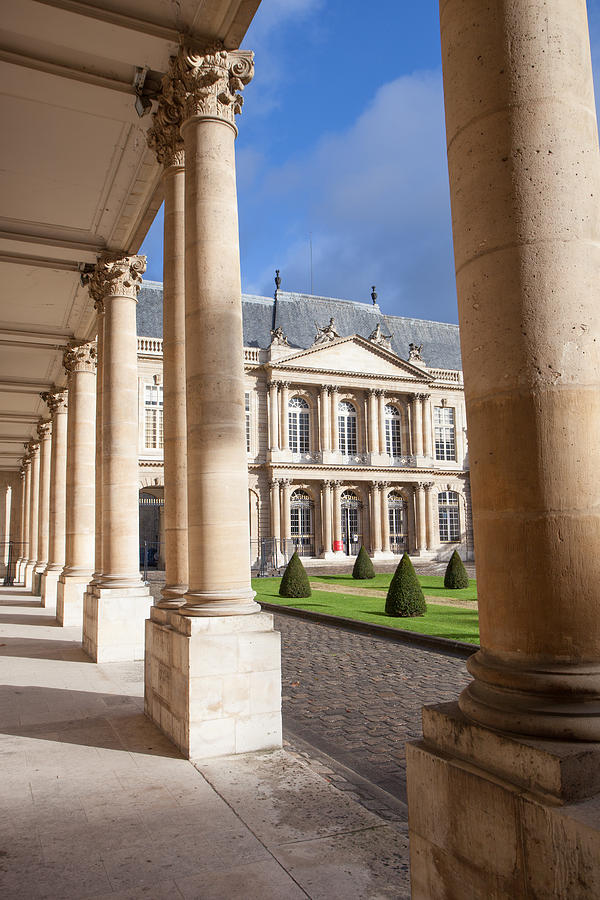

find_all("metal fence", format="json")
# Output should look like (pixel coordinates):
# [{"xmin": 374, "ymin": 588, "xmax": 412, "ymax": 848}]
[
  {"xmin": 0, "ymin": 542, "xmax": 25, "ymax": 586},
  {"xmin": 250, "ymin": 538, "xmax": 316, "ymax": 577},
  {"xmin": 140, "ymin": 540, "xmax": 165, "ymax": 580}
]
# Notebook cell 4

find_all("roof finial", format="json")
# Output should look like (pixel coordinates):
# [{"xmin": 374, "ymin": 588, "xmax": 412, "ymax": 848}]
[
  {"xmin": 371, "ymin": 285, "xmax": 378, "ymax": 305},
  {"xmin": 275, "ymin": 269, "xmax": 281, "ymax": 293}
]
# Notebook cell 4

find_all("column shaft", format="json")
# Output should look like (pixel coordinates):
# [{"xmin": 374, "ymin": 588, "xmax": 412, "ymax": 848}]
[
  {"xmin": 92, "ymin": 308, "xmax": 103, "ymax": 581},
  {"xmin": 415, "ymin": 484, "xmax": 427, "ymax": 551},
  {"xmin": 331, "ymin": 389, "xmax": 339, "ymax": 451},
  {"xmin": 161, "ymin": 162, "xmax": 189, "ymax": 603},
  {"xmin": 368, "ymin": 390, "xmax": 378, "ymax": 453},
  {"xmin": 25, "ymin": 443, "xmax": 40, "ymax": 588},
  {"xmin": 20, "ymin": 461, "xmax": 31, "ymax": 580},
  {"xmin": 281, "ymin": 480, "xmax": 291, "ymax": 543},
  {"xmin": 424, "ymin": 483, "xmax": 435, "ymax": 549},
  {"xmin": 269, "ymin": 382, "xmax": 280, "ymax": 450},
  {"xmin": 381, "ymin": 485, "xmax": 390, "ymax": 553},
  {"xmin": 36, "ymin": 422, "xmax": 52, "ymax": 573},
  {"xmin": 332, "ymin": 482, "xmax": 343, "ymax": 551},
  {"xmin": 270, "ymin": 479, "xmax": 281, "ymax": 543},
  {"xmin": 321, "ymin": 481, "xmax": 332, "ymax": 554},
  {"xmin": 412, "ymin": 396, "xmax": 423, "ymax": 457},
  {"xmin": 41, "ymin": 392, "xmax": 68, "ymax": 607},
  {"xmin": 280, "ymin": 382, "xmax": 290, "ymax": 451},
  {"xmin": 371, "ymin": 484, "xmax": 382, "ymax": 553},
  {"xmin": 377, "ymin": 391, "xmax": 386, "ymax": 455},
  {"xmin": 320, "ymin": 387, "xmax": 330, "ymax": 451},
  {"xmin": 422, "ymin": 395, "xmax": 433, "ymax": 459}
]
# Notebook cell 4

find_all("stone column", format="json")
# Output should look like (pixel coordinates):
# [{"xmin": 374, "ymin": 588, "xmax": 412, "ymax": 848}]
[
  {"xmin": 408, "ymin": 4, "xmax": 600, "ymax": 893},
  {"xmin": 34, "ymin": 420, "xmax": 52, "ymax": 591},
  {"xmin": 377, "ymin": 390, "xmax": 386, "ymax": 456},
  {"xmin": 330, "ymin": 388, "xmax": 340, "ymax": 451},
  {"xmin": 268, "ymin": 381, "xmax": 280, "ymax": 450},
  {"xmin": 424, "ymin": 482, "xmax": 435, "ymax": 550},
  {"xmin": 370, "ymin": 482, "xmax": 382, "ymax": 554},
  {"xmin": 422, "ymin": 394, "xmax": 433, "ymax": 459},
  {"xmin": 15, "ymin": 464, "xmax": 27, "ymax": 581},
  {"xmin": 24, "ymin": 441, "xmax": 40, "ymax": 590},
  {"xmin": 321, "ymin": 480, "xmax": 332, "ymax": 556},
  {"xmin": 83, "ymin": 255, "xmax": 152, "ymax": 660},
  {"xmin": 411, "ymin": 395, "xmax": 423, "ymax": 457},
  {"xmin": 144, "ymin": 45, "xmax": 281, "ymax": 760},
  {"xmin": 17, "ymin": 457, "xmax": 30, "ymax": 583},
  {"xmin": 270, "ymin": 478, "xmax": 281, "ymax": 547},
  {"xmin": 280, "ymin": 382, "xmax": 290, "ymax": 451},
  {"xmin": 320, "ymin": 386, "xmax": 330, "ymax": 452},
  {"xmin": 57, "ymin": 341, "xmax": 97, "ymax": 626},
  {"xmin": 367, "ymin": 389, "xmax": 378, "ymax": 453},
  {"xmin": 91, "ymin": 302, "xmax": 104, "ymax": 585},
  {"xmin": 381, "ymin": 482, "xmax": 391, "ymax": 553},
  {"xmin": 3, "ymin": 486, "xmax": 11, "ymax": 568},
  {"xmin": 332, "ymin": 481, "xmax": 343, "ymax": 552},
  {"xmin": 414, "ymin": 482, "xmax": 427, "ymax": 553},
  {"xmin": 40, "ymin": 390, "xmax": 68, "ymax": 607},
  {"xmin": 148, "ymin": 110, "xmax": 188, "ymax": 606},
  {"xmin": 281, "ymin": 479, "xmax": 292, "ymax": 545}
]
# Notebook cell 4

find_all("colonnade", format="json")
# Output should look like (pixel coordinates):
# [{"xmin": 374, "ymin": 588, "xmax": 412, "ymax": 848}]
[{"xmin": 268, "ymin": 477, "xmax": 443, "ymax": 557}]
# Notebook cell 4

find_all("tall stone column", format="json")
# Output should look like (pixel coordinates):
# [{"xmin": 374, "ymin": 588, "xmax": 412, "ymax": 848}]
[
  {"xmin": 40, "ymin": 390, "xmax": 68, "ymax": 607},
  {"xmin": 91, "ymin": 302, "xmax": 104, "ymax": 585},
  {"xmin": 24, "ymin": 441, "xmax": 40, "ymax": 590},
  {"xmin": 57, "ymin": 341, "xmax": 96, "ymax": 625},
  {"xmin": 414, "ymin": 482, "xmax": 427, "ymax": 553},
  {"xmin": 82, "ymin": 255, "xmax": 152, "ymax": 660},
  {"xmin": 408, "ymin": 3, "xmax": 600, "ymax": 893},
  {"xmin": 381, "ymin": 482, "xmax": 391, "ymax": 553},
  {"xmin": 3, "ymin": 486, "xmax": 11, "ymax": 568},
  {"xmin": 15, "ymin": 463, "xmax": 28, "ymax": 581},
  {"xmin": 281, "ymin": 478, "xmax": 292, "ymax": 545},
  {"xmin": 320, "ymin": 386, "xmax": 330, "ymax": 452},
  {"xmin": 422, "ymin": 394, "xmax": 433, "ymax": 459},
  {"xmin": 411, "ymin": 395, "xmax": 423, "ymax": 458},
  {"xmin": 17, "ymin": 456, "xmax": 31, "ymax": 583},
  {"xmin": 270, "ymin": 478, "xmax": 281, "ymax": 546},
  {"xmin": 145, "ymin": 45, "xmax": 281, "ymax": 760},
  {"xmin": 332, "ymin": 481, "xmax": 343, "ymax": 552},
  {"xmin": 280, "ymin": 382, "xmax": 290, "ymax": 451},
  {"xmin": 370, "ymin": 482, "xmax": 382, "ymax": 554},
  {"xmin": 424, "ymin": 482, "xmax": 435, "ymax": 550},
  {"xmin": 377, "ymin": 390, "xmax": 386, "ymax": 456},
  {"xmin": 367, "ymin": 389, "xmax": 378, "ymax": 453},
  {"xmin": 148, "ymin": 107, "xmax": 188, "ymax": 606},
  {"xmin": 268, "ymin": 382, "xmax": 280, "ymax": 450},
  {"xmin": 34, "ymin": 420, "xmax": 52, "ymax": 591},
  {"xmin": 330, "ymin": 388, "xmax": 340, "ymax": 451},
  {"xmin": 321, "ymin": 480, "xmax": 332, "ymax": 556}
]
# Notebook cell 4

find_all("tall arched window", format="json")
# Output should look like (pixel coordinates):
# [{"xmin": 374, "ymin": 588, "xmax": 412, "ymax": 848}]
[
  {"xmin": 288, "ymin": 396, "xmax": 310, "ymax": 454},
  {"xmin": 385, "ymin": 404, "xmax": 402, "ymax": 457},
  {"xmin": 290, "ymin": 489, "xmax": 314, "ymax": 556},
  {"xmin": 438, "ymin": 490, "xmax": 460, "ymax": 542},
  {"xmin": 338, "ymin": 401, "xmax": 357, "ymax": 455},
  {"xmin": 387, "ymin": 491, "xmax": 406, "ymax": 553},
  {"xmin": 340, "ymin": 489, "xmax": 362, "ymax": 555},
  {"xmin": 144, "ymin": 383, "xmax": 163, "ymax": 449}
]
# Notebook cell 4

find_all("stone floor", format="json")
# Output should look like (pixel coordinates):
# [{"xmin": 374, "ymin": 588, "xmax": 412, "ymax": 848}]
[
  {"xmin": 0, "ymin": 586, "xmax": 410, "ymax": 899},
  {"xmin": 276, "ymin": 613, "xmax": 471, "ymax": 805}
]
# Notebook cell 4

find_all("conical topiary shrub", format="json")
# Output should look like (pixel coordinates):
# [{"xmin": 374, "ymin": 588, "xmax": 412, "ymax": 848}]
[
  {"xmin": 385, "ymin": 553, "xmax": 426, "ymax": 617},
  {"xmin": 444, "ymin": 550, "xmax": 469, "ymax": 589},
  {"xmin": 279, "ymin": 550, "xmax": 311, "ymax": 598},
  {"xmin": 352, "ymin": 545, "xmax": 375, "ymax": 580}
]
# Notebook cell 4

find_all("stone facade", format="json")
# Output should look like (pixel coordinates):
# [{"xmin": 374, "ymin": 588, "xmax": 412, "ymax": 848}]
[{"xmin": 135, "ymin": 283, "xmax": 472, "ymax": 567}]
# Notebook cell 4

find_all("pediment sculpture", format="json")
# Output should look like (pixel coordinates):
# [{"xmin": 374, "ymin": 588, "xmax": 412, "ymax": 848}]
[
  {"xmin": 313, "ymin": 317, "xmax": 340, "ymax": 345},
  {"xmin": 368, "ymin": 323, "xmax": 392, "ymax": 351},
  {"xmin": 269, "ymin": 325, "xmax": 289, "ymax": 347}
]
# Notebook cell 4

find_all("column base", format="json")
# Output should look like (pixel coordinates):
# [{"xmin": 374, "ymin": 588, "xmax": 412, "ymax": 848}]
[
  {"xmin": 40, "ymin": 568, "xmax": 60, "ymax": 608},
  {"xmin": 56, "ymin": 575, "xmax": 91, "ymax": 626},
  {"xmin": 371, "ymin": 550, "xmax": 396, "ymax": 560},
  {"xmin": 33, "ymin": 564, "xmax": 46, "ymax": 596},
  {"xmin": 145, "ymin": 608, "xmax": 282, "ymax": 760},
  {"xmin": 407, "ymin": 701, "xmax": 600, "ymax": 899},
  {"xmin": 83, "ymin": 583, "xmax": 152, "ymax": 662},
  {"xmin": 15, "ymin": 559, "xmax": 26, "ymax": 584},
  {"xmin": 24, "ymin": 561, "xmax": 35, "ymax": 590}
]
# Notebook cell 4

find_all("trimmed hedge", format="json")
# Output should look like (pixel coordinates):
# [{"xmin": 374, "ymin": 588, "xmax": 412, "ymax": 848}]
[
  {"xmin": 279, "ymin": 550, "xmax": 311, "ymax": 598},
  {"xmin": 444, "ymin": 550, "xmax": 469, "ymax": 589},
  {"xmin": 352, "ymin": 545, "xmax": 375, "ymax": 580},
  {"xmin": 385, "ymin": 553, "xmax": 426, "ymax": 617}
]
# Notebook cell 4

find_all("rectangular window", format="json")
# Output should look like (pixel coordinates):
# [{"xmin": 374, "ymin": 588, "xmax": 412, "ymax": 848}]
[
  {"xmin": 434, "ymin": 406, "xmax": 456, "ymax": 461},
  {"xmin": 245, "ymin": 393, "xmax": 251, "ymax": 453},
  {"xmin": 438, "ymin": 493, "xmax": 460, "ymax": 541},
  {"xmin": 339, "ymin": 416, "xmax": 357, "ymax": 455},
  {"xmin": 144, "ymin": 384, "xmax": 163, "ymax": 450}
]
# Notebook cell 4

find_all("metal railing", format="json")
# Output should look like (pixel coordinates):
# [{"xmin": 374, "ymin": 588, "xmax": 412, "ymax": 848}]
[
  {"xmin": 1, "ymin": 542, "xmax": 25, "ymax": 586},
  {"xmin": 140, "ymin": 540, "xmax": 165, "ymax": 580}
]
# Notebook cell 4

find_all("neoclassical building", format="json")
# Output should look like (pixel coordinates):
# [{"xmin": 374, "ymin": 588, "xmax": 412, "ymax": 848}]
[{"xmin": 135, "ymin": 281, "xmax": 472, "ymax": 566}]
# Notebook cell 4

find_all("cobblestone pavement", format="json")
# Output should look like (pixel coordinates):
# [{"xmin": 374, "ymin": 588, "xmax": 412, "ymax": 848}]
[{"xmin": 276, "ymin": 612, "xmax": 472, "ymax": 809}]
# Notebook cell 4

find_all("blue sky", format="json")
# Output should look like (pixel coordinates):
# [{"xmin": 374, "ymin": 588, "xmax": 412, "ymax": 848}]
[{"xmin": 141, "ymin": 0, "xmax": 600, "ymax": 325}]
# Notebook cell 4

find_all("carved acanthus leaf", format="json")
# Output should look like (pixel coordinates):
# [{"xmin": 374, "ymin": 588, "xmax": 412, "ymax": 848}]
[
  {"xmin": 41, "ymin": 390, "xmax": 68, "ymax": 415},
  {"xmin": 37, "ymin": 420, "xmax": 52, "ymax": 440},
  {"xmin": 63, "ymin": 340, "xmax": 97, "ymax": 376},
  {"xmin": 86, "ymin": 254, "xmax": 146, "ymax": 303},
  {"xmin": 147, "ymin": 91, "xmax": 185, "ymax": 168}
]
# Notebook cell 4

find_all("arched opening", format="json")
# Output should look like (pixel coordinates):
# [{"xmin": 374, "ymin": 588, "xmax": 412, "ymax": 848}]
[
  {"xmin": 385, "ymin": 404, "xmax": 402, "ymax": 458},
  {"xmin": 139, "ymin": 488, "xmax": 164, "ymax": 573},
  {"xmin": 338, "ymin": 401, "xmax": 357, "ymax": 456},
  {"xmin": 288, "ymin": 396, "xmax": 310, "ymax": 454},
  {"xmin": 341, "ymin": 489, "xmax": 362, "ymax": 556},
  {"xmin": 387, "ymin": 490, "xmax": 407, "ymax": 555},
  {"xmin": 438, "ymin": 490, "xmax": 460, "ymax": 542},
  {"xmin": 290, "ymin": 489, "xmax": 314, "ymax": 556}
]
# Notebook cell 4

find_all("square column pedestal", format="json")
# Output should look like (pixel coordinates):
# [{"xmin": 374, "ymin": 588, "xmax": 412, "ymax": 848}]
[
  {"xmin": 406, "ymin": 702, "xmax": 600, "ymax": 898},
  {"xmin": 83, "ymin": 584, "xmax": 153, "ymax": 662},
  {"xmin": 145, "ymin": 608, "xmax": 282, "ymax": 760},
  {"xmin": 57, "ymin": 577, "xmax": 90, "ymax": 626},
  {"xmin": 40, "ymin": 570, "xmax": 59, "ymax": 609}
]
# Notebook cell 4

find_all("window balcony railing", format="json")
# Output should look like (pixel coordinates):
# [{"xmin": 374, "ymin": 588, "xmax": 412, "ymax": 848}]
[
  {"xmin": 137, "ymin": 337, "xmax": 163, "ymax": 355},
  {"xmin": 428, "ymin": 368, "xmax": 463, "ymax": 383},
  {"xmin": 389, "ymin": 455, "xmax": 417, "ymax": 467}
]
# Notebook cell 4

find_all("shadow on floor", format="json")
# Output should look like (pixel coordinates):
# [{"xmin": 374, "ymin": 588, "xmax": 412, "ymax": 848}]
[
  {"xmin": 0, "ymin": 598, "xmax": 43, "ymax": 608},
  {"xmin": 0, "ymin": 684, "xmax": 182, "ymax": 758},
  {"xmin": 0, "ymin": 636, "xmax": 90, "ymax": 662},
  {"xmin": 0, "ymin": 613, "xmax": 60, "ymax": 626}
]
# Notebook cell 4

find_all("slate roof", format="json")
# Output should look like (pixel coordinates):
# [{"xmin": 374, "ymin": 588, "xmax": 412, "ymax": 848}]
[{"xmin": 137, "ymin": 283, "xmax": 462, "ymax": 371}]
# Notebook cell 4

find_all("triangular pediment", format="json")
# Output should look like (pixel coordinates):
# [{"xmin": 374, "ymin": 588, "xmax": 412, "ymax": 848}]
[{"xmin": 269, "ymin": 335, "xmax": 432, "ymax": 380}]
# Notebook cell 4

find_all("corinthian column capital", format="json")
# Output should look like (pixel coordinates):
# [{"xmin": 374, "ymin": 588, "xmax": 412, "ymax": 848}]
[
  {"xmin": 147, "ymin": 100, "xmax": 185, "ymax": 168},
  {"xmin": 85, "ymin": 254, "xmax": 146, "ymax": 304},
  {"xmin": 63, "ymin": 340, "xmax": 97, "ymax": 376},
  {"xmin": 162, "ymin": 43, "xmax": 254, "ymax": 131},
  {"xmin": 41, "ymin": 389, "xmax": 68, "ymax": 416},
  {"xmin": 37, "ymin": 420, "xmax": 52, "ymax": 440}
]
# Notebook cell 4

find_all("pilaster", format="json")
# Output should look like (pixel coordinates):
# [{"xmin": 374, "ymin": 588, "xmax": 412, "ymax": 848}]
[{"xmin": 40, "ymin": 390, "xmax": 68, "ymax": 608}]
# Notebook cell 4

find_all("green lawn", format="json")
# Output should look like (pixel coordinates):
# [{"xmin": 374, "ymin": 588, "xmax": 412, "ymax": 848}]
[
  {"xmin": 252, "ymin": 577, "xmax": 480, "ymax": 644},
  {"xmin": 310, "ymin": 572, "xmax": 478, "ymax": 601}
]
